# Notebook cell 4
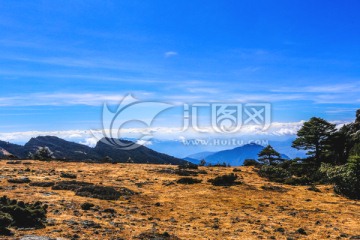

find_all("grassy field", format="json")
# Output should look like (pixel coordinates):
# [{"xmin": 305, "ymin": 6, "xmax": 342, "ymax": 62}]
[{"xmin": 0, "ymin": 160, "xmax": 360, "ymax": 239}]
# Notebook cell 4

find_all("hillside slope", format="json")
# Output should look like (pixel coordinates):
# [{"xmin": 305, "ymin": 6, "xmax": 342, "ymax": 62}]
[{"xmin": 0, "ymin": 160, "xmax": 359, "ymax": 239}]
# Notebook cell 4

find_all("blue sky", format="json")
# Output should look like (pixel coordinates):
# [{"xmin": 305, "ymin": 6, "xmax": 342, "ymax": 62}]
[{"xmin": 0, "ymin": 0, "xmax": 360, "ymax": 143}]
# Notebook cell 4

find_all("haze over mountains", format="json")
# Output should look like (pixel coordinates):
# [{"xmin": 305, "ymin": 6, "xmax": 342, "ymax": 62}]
[
  {"xmin": 146, "ymin": 138, "xmax": 305, "ymax": 159},
  {"xmin": 184, "ymin": 143, "xmax": 290, "ymax": 166}
]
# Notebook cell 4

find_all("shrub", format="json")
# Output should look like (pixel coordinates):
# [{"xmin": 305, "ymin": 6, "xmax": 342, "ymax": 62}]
[
  {"xmin": 52, "ymin": 181, "xmax": 93, "ymax": 191},
  {"xmin": 307, "ymin": 185, "xmax": 321, "ymax": 192},
  {"xmin": 243, "ymin": 159, "xmax": 261, "ymax": 167},
  {"xmin": 178, "ymin": 163, "xmax": 198, "ymax": 170},
  {"xmin": 135, "ymin": 231, "xmax": 181, "ymax": 240},
  {"xmin": 208, "ymin": 173, "xmax": 238, "ymax": 186},
  {"xmin": 258, "ymin": 165, "xmax": 291, "ymax": 182},
  {"xmin": 210, "ymin": 162, "xmax": 229, "ymax": 167},
  {"xmin": 199, "ymin": 159, "xmax": 206, "ymax": 166},
  {"xmin": 0, "ymin": 212, "xmax": 12, "ymax": 227},
  {"xmin": 320, "ymin": 156, "xmax": 360, "ymax": 199},
  {"xmin": 29, "ymin": 181, "xmax": 55, "ymax": 187},
  {"xmin": 177, "ymin": 177, "xmax": 202, "ymax": 184},
  {"xmin": 53, "ymin": 181, "xmax": 129, "ymax": 201},
  {"xmin": 285, "ymin": 161, "xmax": 319, "ymax": 178},
  {"xmin": 174, "ymin": 169, "xmax": 198, "ymax": 176},
  {"xmin": 261, "ymin": 185, "xmax": 287, "ymax": 192},
  {"xmin": 284, "ymin": 176, "xmax": 313, "ymax": 186},
  {"xmin": 0, "ymin": 195, "xmax": 47, "ymax": 235},
  {"xmin": 60, "ymin": 172, "xmax": 77, "ymax": 179},
  {"xmin": 7, "ymin": 177, "xmax": 31, "ymax": 184},
  {"xmin": 197, "ymin": 170, "xmax": 208, "ymax": 174},
  {"xmin": 6, "ymin": 161, "xmax": 22, "ymax": 165},
  {"xmin": 75, "ymin": 185, "xmax": 121, "ymax": 200},
  {"xmin": 31, "ymin": 147, "xmax": 54, "ymax": 161},
  {"xmin": 81, "ymin": 202, "xmax": 95, "ymax": 210}
]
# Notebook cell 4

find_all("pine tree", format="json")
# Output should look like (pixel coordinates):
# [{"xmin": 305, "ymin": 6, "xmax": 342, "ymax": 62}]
[
  {"xmin": 258, "ymin": 145, "xmax": 281, "ymax": 165},
  {"xmin": 292, "ymin": 117, "xmax": 336, "ymax": 164}
]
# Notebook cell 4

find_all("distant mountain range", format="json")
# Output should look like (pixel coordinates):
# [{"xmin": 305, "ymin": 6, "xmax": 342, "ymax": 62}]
[
  {"xmin": 146, "ymin": 138, "xmax": 306, "ymax": 159},
  {"xmin": 0, "ymin": 136, "xmax": 187, "ymax": 165},
  {"xmin": 184, "ymin": 143, "xmax": 290, "ymax": 166}
]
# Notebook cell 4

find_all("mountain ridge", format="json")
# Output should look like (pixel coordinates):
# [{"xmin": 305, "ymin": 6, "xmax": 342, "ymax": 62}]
[
  {"xmin": 0, "ymin": 136, "xmax": 187, "ymax": 165},
  {"xmin": 186, "ymin": 143, "xmax": 289, "ymax": 166}
]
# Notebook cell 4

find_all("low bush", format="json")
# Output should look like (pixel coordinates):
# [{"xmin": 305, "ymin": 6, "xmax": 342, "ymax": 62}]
[
  {"xmin": 208, "ymin": 173, "xmax": 239, "ymax": 186},
  {"xmin": 284, "ymin": 176, "xmax": 313, "ymax": 186},
  {"xmin": 258, "ymin": 161, "xmax": 328, "ymax": 185},
  {"xmin": 258, "ymin": 165, "xmax": 291, "ymax": 182},
  {"xmin": 7, "ymin": 177, "xmax": 31, "ymax": 184},
  {"xmin": 307, "ymin": 185, "xmax": 321, "ymax": 192},
  {"xmin": 6, "ymin": 161, "xmax": 22, "ymax": 165},
  {"xmin": 177, "ymin": 177, "xmax": 202, "ymax": 184},
  {"xmin": 243, "ymin": 159, "xmax": 261, "ymax": 167},
  {"xmin": 261, "ymin": 184, "xmax": 287, "ymax": 192},
  {"xmin": 135, "ymin": 231, "xmax": 181, "ymax": 240},
  {"xmin": 52, "ymin": 181, "xmax": 93, "ymax": 191},
  {"xmin": 0, "ymin": 196, "xmax": 47, "ymax": 235},
  {"xmin": 320, "ymin": 156, "xmax": 360, "ymax": 199},
  {"xmin": 29, "ymin": 181, "xmax": 55, "ymax": 187},
  {"xmin": 60, "ymin": 172, "xmax": 77, "ymax": 179},
  {"xmin": 178, "ymin": 164, "xmax": 198, "ymax": 170},
  {"xmin": 53, "ymin": 181, "xmax": 132, "ymax": 200},
  {"xmin": 81, "ymin": 202, "xmax": 95, "ymax": 210},
  {"xmin": 75, "ymin": 185, "xmax": 121, "ymax": 200}
]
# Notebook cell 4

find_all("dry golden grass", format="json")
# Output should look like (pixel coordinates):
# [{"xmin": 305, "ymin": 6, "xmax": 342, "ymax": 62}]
[{"xmin": 0, "ymin": 160, "xmax": 360, "ymax": 240}]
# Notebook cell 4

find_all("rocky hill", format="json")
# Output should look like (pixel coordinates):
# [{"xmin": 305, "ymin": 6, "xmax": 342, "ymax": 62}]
[{"xmin": 0, "ymin": 136, "xmax": 187, "ymax": 165}]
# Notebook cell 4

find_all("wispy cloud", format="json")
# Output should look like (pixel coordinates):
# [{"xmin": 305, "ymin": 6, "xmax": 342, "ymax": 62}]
[
  {"xmin": 272, "ymin": 82, "xmax": 360, "ymax": 93},
  {"xmin": 0, "ymin": 92, "xmax": 152, "ymax": 106},
  {"xmin": 164, "ymin": 51, "xmax": 178, "ymax": 58},
  {"xmin": 0, "ymin": 120, "xmax": 349, "ymax": 146}
]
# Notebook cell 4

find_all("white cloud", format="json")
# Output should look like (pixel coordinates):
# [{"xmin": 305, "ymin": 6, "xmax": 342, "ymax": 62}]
[
  {"xmin": 0, "ymin": 92, "xmax": 153, "ymax": 106},
  {"xmin": 272, "ymin": 82, "xmax": 360, "ymax": 94},
  {"xmin": 0, "ymin": 121, "xmax": 325, "ymax": 145},
  {"xmin": 164, "ymin": 51, "xmax": 178, "ymax": 58},
  {"xmin": 0, "ymin": 119, "xmax": 351, "ymax": 149},
  {"xmin": 80, "ymin": 137, "xmax": 99, "ymax": 147}
]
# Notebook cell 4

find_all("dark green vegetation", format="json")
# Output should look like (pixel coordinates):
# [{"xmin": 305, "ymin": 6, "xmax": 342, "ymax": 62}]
[
  {"xmin": 258, "ymin": 145, "xmax": 283, "ymax": 165},
  {"xmin": 256, "ymin": 109, "xmax": 360, "ymax": 199},
  {"xmin": 0, "ymin": 196, "xmax": 47, "ymax": 235},
  {"xmin": 208, "ymin": 173, "xmax": 239, "ymax": 186},
  {"xmin": 176, "ymin": 177, "xmax": 202, "ymax": 184},
  {"xmin": 80, "ymin": 202, "xmax": 95, "ymax": 210},
  {"xmin": 75, "ymin": 185, "xmax": 122, "ymax": 200},
  {"xmin": 29, "ymin": 181, "xmax": 55, "ymax": 187},
  {"xmin": 28, "ymin": 146, "xmax": 54, "ymax": 161},
  {"xmin": 60, "ymin": 172, "xmax": 77, "ymax": 179},
  {"xmin": 51, "ymin": 180, "xmax": 135, "ymax": 200},
  {"xmin": 320, "ymin": 156, "xmax": 360, "ymax": 199},
  {"xmin": 134, "ymin": 231, "xmax": 181, "ymax": 240},
  {"xmin": 0, "ymin": 136, "xmax": 187, "ymax": 165},
  {"xmin": 243, "ymin": 159, "xmax": 261, "ymax": 167}
]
